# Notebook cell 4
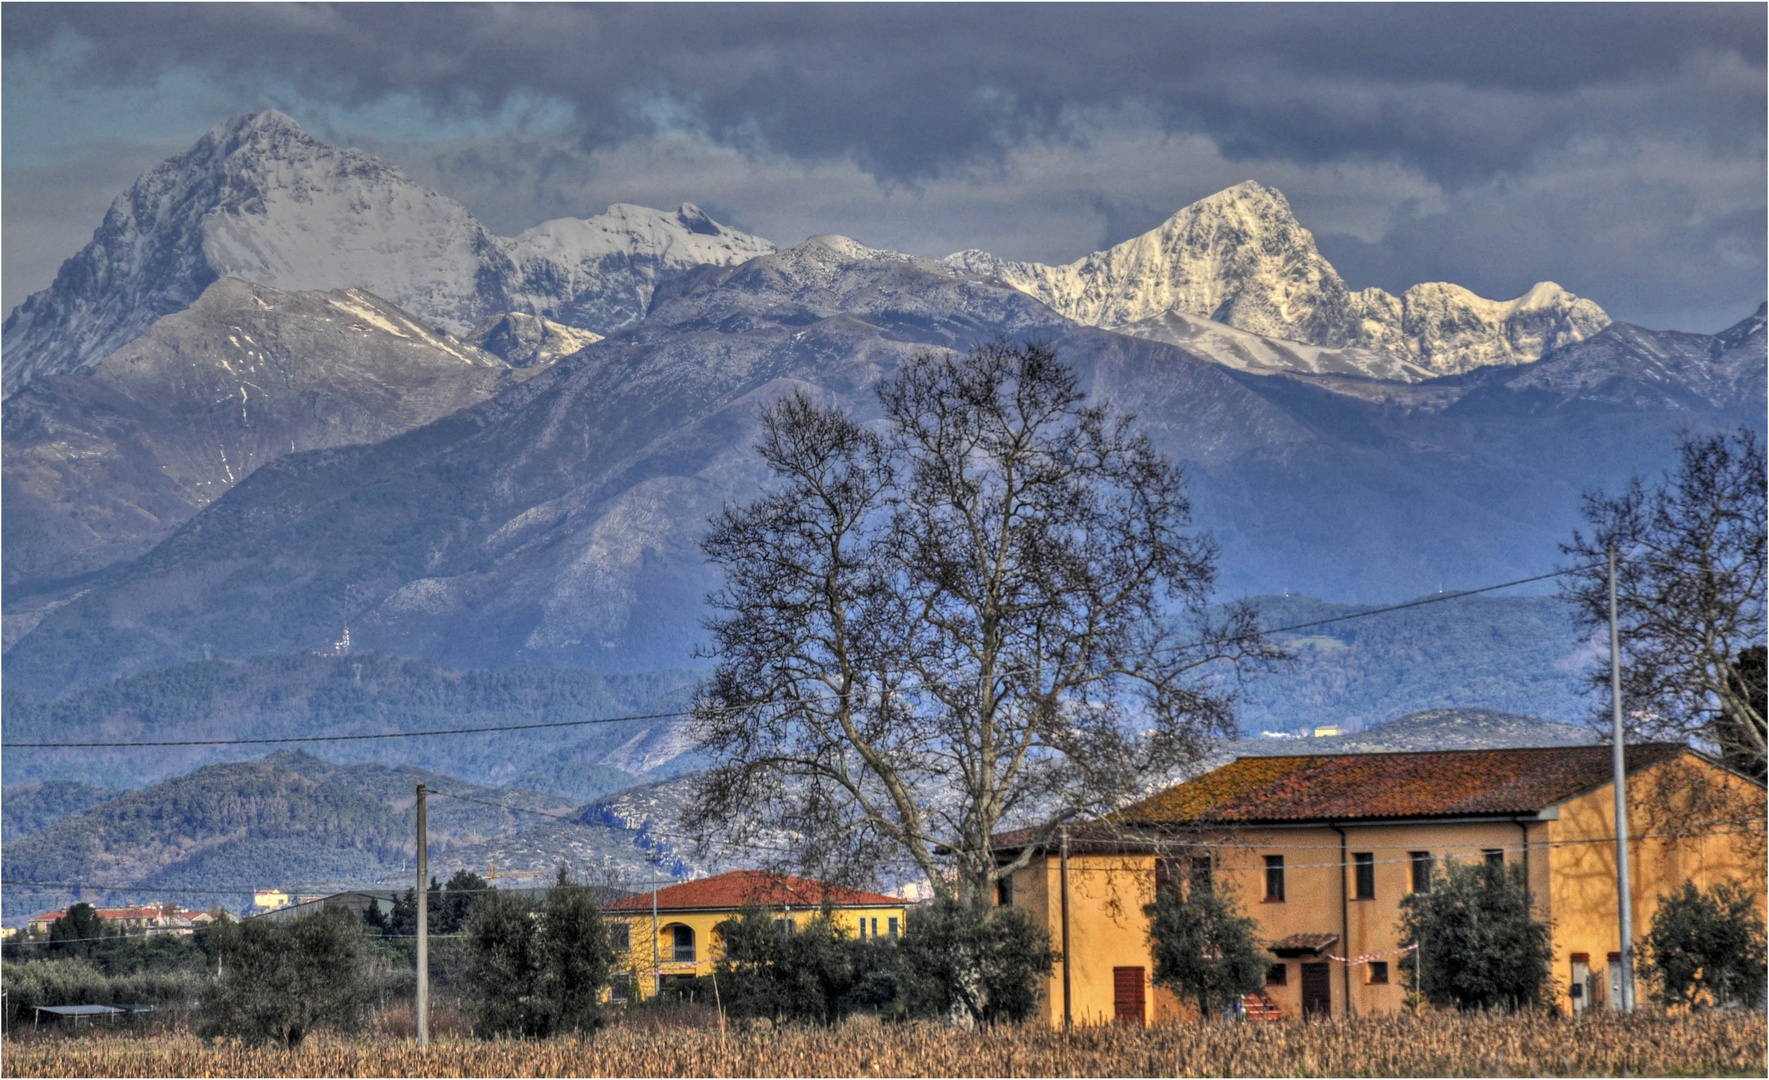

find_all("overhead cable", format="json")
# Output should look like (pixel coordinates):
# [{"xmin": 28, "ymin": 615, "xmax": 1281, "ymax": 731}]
[{"xmin": 5, "ymin": 564, "xmax": 1598, "ymax": 750}]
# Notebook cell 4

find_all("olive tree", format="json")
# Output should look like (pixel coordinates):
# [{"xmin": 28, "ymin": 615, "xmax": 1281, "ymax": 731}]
[
  {"xmin": 896, "ymin": 896, "xmax": 1053, "ymax": 1026},
  {"xmin": 196, "ymin": 908, "xmax": 373, "ymax": 1049},
  {"xmin": 1642, "ymin": 879, "xmax": 1767, "ymax": 1010},
  {"xmin": 1396, "ymin": 858, "xmax": 1552, "ymax": 1011},
  {"xmin": 687, "ymin": 341, "xmax": 1278, "ymax": 902},
  {"xmin": 1147, "ymin": 878, "xmax": 1267, "ymax": 1019},
  {"xmin": 461, "ymin": 874, "xmax": 615, "ymax": 1038}
]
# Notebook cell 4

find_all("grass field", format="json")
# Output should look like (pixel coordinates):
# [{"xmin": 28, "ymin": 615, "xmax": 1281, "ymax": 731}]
[{"xmin": 3, "ymin": 1010, "xmax": 1763, "ymax": 1078}]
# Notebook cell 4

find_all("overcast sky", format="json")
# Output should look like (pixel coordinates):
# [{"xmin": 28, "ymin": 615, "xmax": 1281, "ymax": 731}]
[{"xmin": 4, "ymin": 3, "xmax": 1764, "ymax": 331}]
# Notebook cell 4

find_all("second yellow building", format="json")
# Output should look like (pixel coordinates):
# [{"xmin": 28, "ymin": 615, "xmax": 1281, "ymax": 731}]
[{"xmin": 605, "ymin": 869, "xmax": 907, "ymax": 1000}]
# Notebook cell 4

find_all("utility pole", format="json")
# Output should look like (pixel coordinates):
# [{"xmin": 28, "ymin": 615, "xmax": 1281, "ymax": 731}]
[
  {"xmin": 1059, "ymin": 828, "xmax": 1072, "ymax": 1030},
  {"xmin": 416, "ymin": 783, "xmax": 429, "ymax": 1045},
  {"xmin": 1608, "ymin": 548, "xmax": 1636, "ymax": 1011},
  {"xmin": 651, "ymin": 856, "xmax": 660, "ymax": 1002}
]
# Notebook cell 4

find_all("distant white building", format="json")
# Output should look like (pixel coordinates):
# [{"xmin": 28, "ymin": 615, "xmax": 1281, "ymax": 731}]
[{"xmin": 251, "ymin": 889, "xmax": 293, "ymax": 913}]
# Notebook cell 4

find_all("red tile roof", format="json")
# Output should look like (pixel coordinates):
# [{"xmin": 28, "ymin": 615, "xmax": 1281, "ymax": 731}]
[
  {"xmin": 30, "ymin": 907, "xmax": 193, "ymax": 923},
  {"xmin": 1116, "ymin": 744, "xmax": 1687, "ymax": 825},
  {"xmin": 608, "ymin": 870, "xmax": 902, "ymax": 912},
  {"xmin": 991, "ymin": 744, "xmax": 1696, "ymax": 852}
]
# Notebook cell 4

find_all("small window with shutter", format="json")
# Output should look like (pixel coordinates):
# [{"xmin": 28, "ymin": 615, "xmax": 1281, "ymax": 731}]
[
  {"xmin": 1354, "ymin": 852, "xmax": 1375, "ymax": 899},
  {"xmin": 1264, "ymin": 855, "xmax": 1285, "ymax": 902},
  {"xmin": 1410, "ymin": 851, "xmax": 1432, "ymax": 893},
  {"xmin": 1189, "ymin": 855, "xmax": 1213, "ymax": 894}
]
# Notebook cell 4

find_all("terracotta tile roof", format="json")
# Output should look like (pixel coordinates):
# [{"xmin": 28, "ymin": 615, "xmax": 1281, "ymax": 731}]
[
  {"xmin": 607, "ymin": 870, "xmax": 902, "ymax": 912},
  {"xmin": 1117, "ymin": 744, "xmax": 1687, "ymax": 825}
]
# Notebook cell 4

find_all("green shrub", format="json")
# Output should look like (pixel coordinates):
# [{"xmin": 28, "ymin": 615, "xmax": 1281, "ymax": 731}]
[
  {"xmin": 196, "ymin": 908, "xmax": 374, "ymax": 1048},
  {"xmin": 461, "ymin": 877, "xmax": 615, "ymax": 1037},
  {"xmin": 896, "ymin": 896, "xmax": 1052, "ymax": 1026},
  {"xmin": 1397, "ymin": 858, "xmax": 1552, "ymax": 1010},
  {"xmin": 1, "ymin": 956, "xmax": 206, "ymax": 1028},
  {"xmin": 1643, "ymin": 879, "xmax": 1767, "ymax": 1009},
  {"xmin": 1146, "ymin": 877, "xmax": 1267, "ymax": 1018},
  {"xmin": 711, "ymin": 905, "xmax": 874, "ymax": 1027}
]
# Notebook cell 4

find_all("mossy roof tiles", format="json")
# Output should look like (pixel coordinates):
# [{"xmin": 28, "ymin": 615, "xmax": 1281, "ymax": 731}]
[{"xmin": 1115, "ymin": 744, "xmax": 1686, "ymax": 825}]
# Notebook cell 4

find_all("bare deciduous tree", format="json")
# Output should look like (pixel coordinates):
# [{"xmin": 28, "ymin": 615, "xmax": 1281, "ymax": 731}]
[
  {"xmin": 686, "ymin": 342, "xmax": 1279, "ymax": 901},
  {"xmin": 1560, "ymin": 426, "xmax": 1766, "ymax": 780}
]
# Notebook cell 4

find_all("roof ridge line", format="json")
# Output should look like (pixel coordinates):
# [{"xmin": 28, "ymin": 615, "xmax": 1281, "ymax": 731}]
[{"xmin": 1230, "ymin": 741, "xmax": 1686, "ymax": 762}]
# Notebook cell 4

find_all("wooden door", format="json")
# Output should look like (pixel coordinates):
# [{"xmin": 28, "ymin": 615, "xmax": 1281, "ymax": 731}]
[
  {"xmin": 1301, "ymin": 962, "xmax": 1332, "ymax": 1018},
  {"xmin": 1112, "ymin": 967, "xmax": 1146, "ymax": 1027}
]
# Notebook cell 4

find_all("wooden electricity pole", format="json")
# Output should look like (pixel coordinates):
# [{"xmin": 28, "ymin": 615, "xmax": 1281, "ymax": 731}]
[{"xmin": 416, "ymin": 783, "xmax": 430, "ymax": 1045}]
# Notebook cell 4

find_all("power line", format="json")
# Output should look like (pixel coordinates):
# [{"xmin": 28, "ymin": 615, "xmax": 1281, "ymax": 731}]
[
  {"xmin": 1242, "ymin": 564, "xmax": 1598, "ymax": 643},
  {"xmin": 9, "ymin": 817, "xmax": 1757, "ymax": 902},
  {"xmin": 3, "ymin": 707, "xmax": 697, "ymax": 749},
  {"xmin": 4, "ymin": 564, "xmax": 1597, "ymax": 751},
  {"xmin": 428, "ymin": 788, "xmax": 604, "ymax": 824}
]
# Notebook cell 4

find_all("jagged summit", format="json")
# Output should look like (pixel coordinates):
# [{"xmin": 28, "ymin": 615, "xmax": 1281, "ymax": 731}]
[
  {"xmin": 946, "ymin": 182, "xmax": 1611, "ymax": 380},
  {"xmin": 2, "ymin": 113, "xmax": 774, "ymax": 396}
]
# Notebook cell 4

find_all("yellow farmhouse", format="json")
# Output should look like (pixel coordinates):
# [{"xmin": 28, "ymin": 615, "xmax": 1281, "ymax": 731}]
[
  {"xmin": 605, "ymin": 870, "xmax": 907, "ymax": 1000},
  {"xmin": 994, "ymin": 744, "xmax": 1765, "ymax": 1026}
]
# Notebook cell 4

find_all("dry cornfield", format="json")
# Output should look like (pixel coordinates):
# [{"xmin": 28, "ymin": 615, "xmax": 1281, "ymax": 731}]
[{"xmin": 3, "ymin": 1010, "xmax": 1764, "ymax": 1078}]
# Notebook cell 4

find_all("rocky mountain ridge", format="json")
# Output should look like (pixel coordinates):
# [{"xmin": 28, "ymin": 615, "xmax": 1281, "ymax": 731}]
[
  {"xmin": 4, "ymin": 226, "xmax": 1758, "ymax": 695},
  {"xmin": 3, "ymin": 278, "xmax": 530, "ymax": 586},
  {"xmin": 1, "ymin": 111, "xmax": 772, "ymax": 395},
  {"xmin": 946, "ymin": 181, "xmax": 1611, "ymax": 379}
]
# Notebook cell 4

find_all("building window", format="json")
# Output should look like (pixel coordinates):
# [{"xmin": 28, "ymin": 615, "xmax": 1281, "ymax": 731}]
[
  {"xmin": 1154, "ymin": 857, "xmax": 1177, "ymax": 900},
  {"xmin": 671, "ymin": 925, "xmax": 695, "ymax": 962},
  {"xmin": 888, "ymin": 917, "xmax": 899, "ymax": 938},
  {"xmin": 1410, "ymin": 852, "xmax": 1432, "ymax": 893},
  {"xmin": 858, "ymin": 918, "xmax": 867, "ymax": 940},
  {"xmin": 996, "ymin": 875, "xmax": 1014, "ymax": 907},
  {"xmin": 609, "ymin": 922, "xmax": 631, "ymax": 952},
  {"xmin": 610, "ymin": 972, "xmax": 631, "ymax": 1001},
  {"xmin": 1368, "ymin": 961, "xmax": 1389, "ymax": 984},
  {"xmin": 1266, "ymin": 963, "xmax": 1288, "ymax": 987},
  {"xmin": 871, "ymin": 917, "xmax": 879, "ymax": 938},
  {"xmin": 1354, "ymin": 852, "xmax": 1375, "ymax": 899},
  {"xmin": 1263, "ymin": 855, "xmax": 1285, "ymax": 902},
  {"xmin": 1158, "ymin": 854, "xmax": 1212, "ymax": 898},
  {"xmin": 775, "ymin": 917, "xmax": 796, "ymax": 935},
  {"xmin": 1483, "ymin": 849, "xmax": 1505, "ymax": 868}
]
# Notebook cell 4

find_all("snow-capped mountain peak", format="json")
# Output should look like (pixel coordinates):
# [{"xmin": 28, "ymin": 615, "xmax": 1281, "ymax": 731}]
[
  {"xmin": 512, "ymin": 202, "xmax": 774, "ymax": 266},
  {"xmin": 3, "ymin": 113, "xmax": 775, "ymax": 396},
  {"xmin": 946, "ymin": 181, "xmax": 1610, "ymax": 380},
  {"xmin": 945, "ymin": 179, "xmax": 1350, "ymax": 347}
]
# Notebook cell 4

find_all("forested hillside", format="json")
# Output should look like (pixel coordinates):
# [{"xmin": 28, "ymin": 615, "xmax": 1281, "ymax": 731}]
[
  {"xmin": 1, "ymin": 781, "xmax": 126, "ymax": 842},
  {"xmin": 1, "ymin": 651, "xmax": 702, "ymax": 795},
  {"xmin": 1235, "ymin": 593, "xmax": 1590, "ymax": 735},
  {"xmin": 0, "ymin": 752, "xmax": 659, "ymax": 915}
]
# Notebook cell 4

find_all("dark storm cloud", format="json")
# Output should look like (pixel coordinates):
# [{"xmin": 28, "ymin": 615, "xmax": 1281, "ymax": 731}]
[{"xmin": 5, "ymin": 3, "xmax": 1763, "ymax": 186}]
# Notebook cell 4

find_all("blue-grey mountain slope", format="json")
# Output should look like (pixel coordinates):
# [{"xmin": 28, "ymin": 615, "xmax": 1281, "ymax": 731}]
[
  {"xmin": 2, "ymin": 279, "xmax": 526, "ymax": 588},
  {"xmin": 3, "ymin": 223, "xmax": 1760, "ymax": 695}
]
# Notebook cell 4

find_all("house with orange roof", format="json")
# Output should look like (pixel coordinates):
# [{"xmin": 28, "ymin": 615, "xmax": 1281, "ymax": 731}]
[
  {"xmin": 26, "ymin": 905, "xmax": 214, "ymax": 936},
  {"xmin": 992, "ymin": 744, "xmax": 1764, "ymax": 1026},
  {"xmin": 604, "ymin": 869, "xmax": 908, "ymax": 1001}
]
